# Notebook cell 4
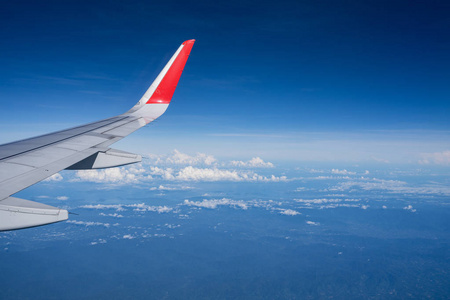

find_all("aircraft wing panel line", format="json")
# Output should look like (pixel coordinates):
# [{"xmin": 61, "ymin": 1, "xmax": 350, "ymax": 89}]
[
  {"xmin": 0, "ymin": 148, "xmax": 100, "ymax": 200},
  {"xmin": 0, "ymin": 116, "xmax": 128, "ymax": 161}
]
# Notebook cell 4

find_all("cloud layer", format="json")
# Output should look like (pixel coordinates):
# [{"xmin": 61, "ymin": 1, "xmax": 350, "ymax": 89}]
[
  {"xmin": 69, "ymin": 151, "xmax": 284, "ymax": 184},
  {"xmin": 419, "ymin": 150, "xmax": 450, "ymax": 165}
]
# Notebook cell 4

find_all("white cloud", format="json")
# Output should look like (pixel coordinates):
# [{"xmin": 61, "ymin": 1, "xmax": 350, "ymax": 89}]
[
  {"xmin": 148, "ymin": 167, "xmax": 175, "ymax": 180},
  {"xmin": 333, "ymin": 178, "xmax": 408, "ymax": 191},
  {"xmin": 66, "ymin": 220, "xmax": 111, "ymax": 227},
  {"xmin": 81, "ymin": 203, "xmax": 172, "ymax": 213},
  {"xmin": 73, "ymin": 167, "xmax": 142, "ymax": 184},
  {"xmin": 230, "ymin": 157, "xmax": 274, "ymax": 168},
  {"xmin": 99, "ymin": 213, "xmax": 123, "ymax": 218},
  {"xmin": 90, "ymin": 239, "xmax": 107, "ymax": 245},
  {"xmin": 176, "ymin": 167, "xmax": 244, "ymax": 181},
  {"xmin": 122, "ymin": 234, "xmax": 135, "ymax": 240},
  {"xmin": 295, "ymin": 198, "xmax": 361, "ymax": 205},
  {"xmin": 310, "ymin": 175, "xmax": 351, "ymax": 180},
  {"xmin": 148, "ymin": 166, "xmax": 287, "ymax": 182},
  {"xmin": 278, "ymin": 209, "xmax": 300, "ymax": 216},
  {"xmin": 184, "ymin": 198, "xmax": 249, "ymax": 210},
  {"xmin": 55, "ymin": 151, "xmax": 287, "ymax": 184},
  {"xmin": 81, "ymin": 204, "xmax": 126, "ymax": 211},
  {"xmin": 174, "ymin": 166, "xmax": 286, "ymax": 182},
  {"xmin": 333, "ymin": 178, "xmax": 450, "ymax": 196},
  {"xmin": 331, "ymin": 169, "xmax": 356, "ymax": 175},
  {"xmin": 150, "ymin": 185, "xmax": 193, "ymax": 191},
  {"xmin": 131, "ymin": 204, "xmax": 172, "ymax": 213},
  {"xmin": 147, "ymin": 150, "xmax": 217, "ymax": 166},
  {"xmin": 306, "ymin": 221, "xmax": 319, "ymax": 225},
  {"xmin": 44, "ymin": 173, "xmax": 63, "ymax": 182},
  {"xmin": 56, "ymin": 196, "xmax": 69, "ymax": 201},
  {"xmin": 294, "ymin": 198, "xmax": 367, "ymax": 210},
  {"xmin": 403, "ymin": 205, "xmax": 417, "ymax": 212},
  {"xmin": 419, "ymin": 150, "xmax": 450, "ymax": 165}
]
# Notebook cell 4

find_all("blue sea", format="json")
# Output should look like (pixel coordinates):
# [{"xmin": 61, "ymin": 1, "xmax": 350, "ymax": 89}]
[{"xmin": 0, "ymin": 162, "xmax": 449, "ymax": 299}]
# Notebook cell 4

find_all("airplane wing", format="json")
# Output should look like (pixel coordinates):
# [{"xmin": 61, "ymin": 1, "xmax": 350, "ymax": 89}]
[{"xmin": 0, "ymin": 39, "xmax": 195, "ymax": 231}]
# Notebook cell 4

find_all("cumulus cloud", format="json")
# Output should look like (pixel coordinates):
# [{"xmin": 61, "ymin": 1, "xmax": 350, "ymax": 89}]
[
  {"xmin": 44, "ymin": 173, "xmax": 63, "ymax": 182},
  {"xmin": 48, "ymin": 150, "xmax": 285, "ymax": 184},
  {"xmin": 147, "ymin": 150, "xmax": 217, "ymax": 166},
  {"xmin": 310, "ymin": 175, "xmax": 351, "ymax": 180},
  {"xmin": 333, "ymin": 178, "xmax": 408, "ymax": 192},
  {"xmin": 183, "ymin": 198, "xmax": 302, "ymax": 216},
  {"xmin": 72, "ymin": 164, "xmax": 288, "ymax": 183},
  {"xmin": 147, "ymin": 166, "xmax": 286, "ymax": 182},
  {"xmin": 278, "ymin": 209, "xmax": 300, "ymax": 216},
  {"xmin": 294, "ymin": 198, "xmax": 364, "ymax": 209},
  {"xmin": 184, "ymin": 198, "xmax": 249, "ymax": 210},
  {"xmin": 230, "ymin": 157, "xmax": 274, "ymax": 168},
  {"xmin": 174, "ymin": 166, "xmax": 286, "ymax": 182},
  {"xmin": 331, "ymin": 169, "xmax": 356, "ymax": 175},
  {"xmin": 306, "ymin": 221, "xmax": 320, "ymax": 226},
  {"xmin": 81, "ymin": 203, "xmax": 172, "ymax": 213},
  {"xmin": 73, "ymin": 167, "xmax": 144, "ymax": 184},
  {"xmin": 419, "ymin": 150, "xmax": 450, "ymax": 165},
  {"xmin": 150, "ymin": 185, "xmax": 193, "ymax": 191},
  {"xmin": 90, "ymin": 239, "xmax": 107, "ymax": 245},
  {"xmin": 295, "ymin": 198, "xmax": 360, "ymax": 205},
  {"xmin": 56, "ymin": 196, "xmax": 69, "ymax": 201},
  {"xmin": 403, "ymin": 205, "xmax": 417, "ymax": 212},
  {"xmin": 66, "ymin": 220, "xmax": 111, "ymax": 227},
  {"xmin": 99, "ymin": 213, "xmax": 123, "ymax": 218},
  {"xmin": 332, "ymin": 178, "xmax": 450, "ymax": 196},
  {"xmin": 81, "ymin": 204, "xmax": 126, "ymax": 211},
  {"xmin": 177, "ymin": 167, "xmax": 242, "ymax": 181},
  {"xmin": 132, "ymin": 204, "xmax": 172, "ymax": 213}
]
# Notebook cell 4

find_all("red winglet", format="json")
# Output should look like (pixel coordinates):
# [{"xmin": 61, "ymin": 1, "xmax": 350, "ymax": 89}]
[{"xmin": 146, "ymin": 39, "xmax": 195, "ymax": 104}]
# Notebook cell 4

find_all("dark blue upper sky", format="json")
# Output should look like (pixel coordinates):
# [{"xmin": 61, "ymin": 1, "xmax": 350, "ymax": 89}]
[{"xmin": 0, "ymin": 0, "xmax": 449, "ymax": 161}]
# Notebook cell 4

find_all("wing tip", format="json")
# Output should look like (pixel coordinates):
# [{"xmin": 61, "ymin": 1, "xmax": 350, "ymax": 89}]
[{"xmin": 183, "ymin": 39, "xmax": 196, "ymax": 45}]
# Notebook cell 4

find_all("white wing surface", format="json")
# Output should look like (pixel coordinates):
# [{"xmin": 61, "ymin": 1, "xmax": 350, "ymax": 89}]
[{"xmin": 0, "ymin": 39, "xmax": 195, "ymax": 231}]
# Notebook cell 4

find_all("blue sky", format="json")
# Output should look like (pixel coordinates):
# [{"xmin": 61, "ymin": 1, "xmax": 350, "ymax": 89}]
[{"xmin": 0, "ymin": 0, "xmax": 449, "ymax": 164}]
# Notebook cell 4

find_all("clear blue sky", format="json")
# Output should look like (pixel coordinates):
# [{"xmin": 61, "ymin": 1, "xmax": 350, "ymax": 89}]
[{"xmin": 0, "ymin": 0, "xmax": 449, "ymax": 163}]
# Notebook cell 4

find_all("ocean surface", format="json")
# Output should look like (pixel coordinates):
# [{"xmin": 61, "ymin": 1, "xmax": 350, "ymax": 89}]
[{"xmin": 0, "ymin": 163, "xmax": 449, "ymax": 299}]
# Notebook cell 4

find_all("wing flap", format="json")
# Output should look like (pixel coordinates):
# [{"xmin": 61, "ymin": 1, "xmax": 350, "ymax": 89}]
[
  {"xmin": 66, "ymin": 148, "xmax": 141, "ymax": 170},
  {"xmin": 0, "ymin": 197, "xmax": 68, "ymax": 231}
]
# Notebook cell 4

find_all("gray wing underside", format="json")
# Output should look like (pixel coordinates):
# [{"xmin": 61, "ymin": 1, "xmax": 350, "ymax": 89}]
[
  {"xmin": 0, "ymin": 114, "xmax": 146, "ymax": 200},
  {"xmin": 0, "ymin": 113, "xmax": 150, "ymax": 231}
]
